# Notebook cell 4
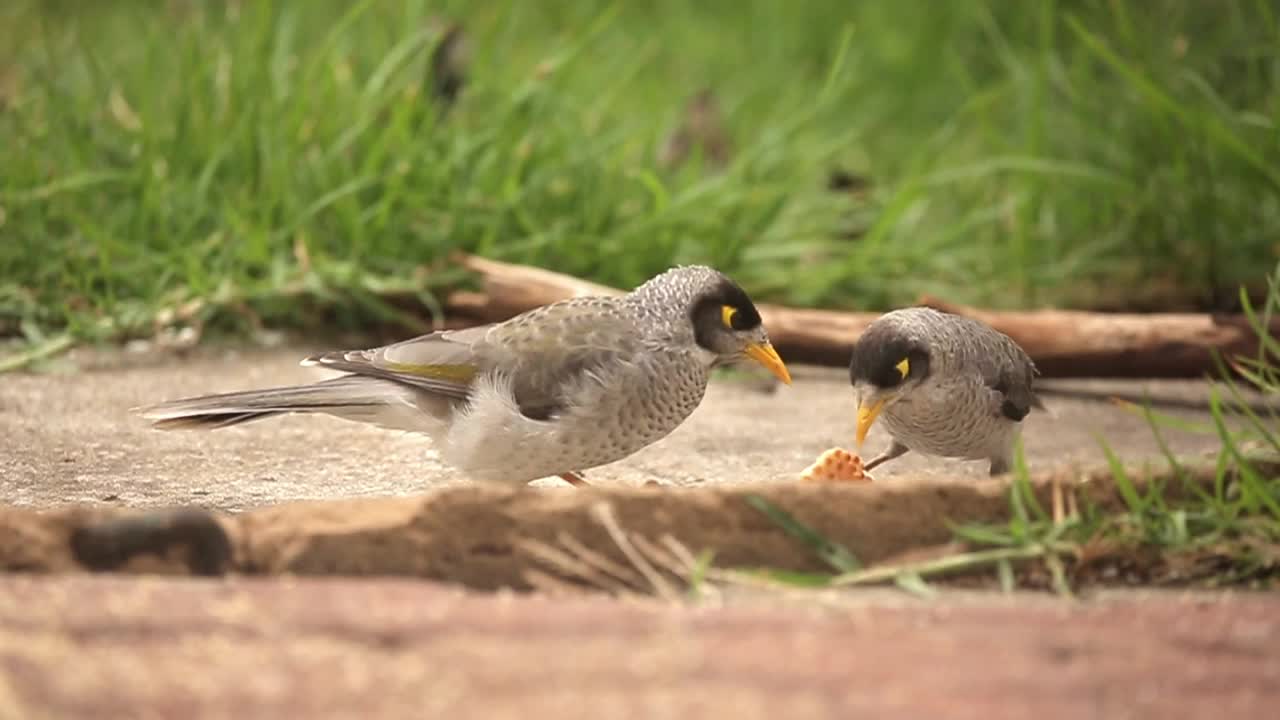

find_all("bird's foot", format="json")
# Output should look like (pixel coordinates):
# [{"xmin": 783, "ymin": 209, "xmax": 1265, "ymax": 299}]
[
  {"xmin": 558, "ymin": 471, "xmax": 590, "ymax": 487},
  {"xmin": 799, "ymin": 448, "xmax": 872, "ymax": 483}
]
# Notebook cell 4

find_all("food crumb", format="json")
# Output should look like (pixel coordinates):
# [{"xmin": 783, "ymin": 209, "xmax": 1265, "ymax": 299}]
[{"xmin": 799, "ymin": 447, "xmax": 870, "ymax": 483}]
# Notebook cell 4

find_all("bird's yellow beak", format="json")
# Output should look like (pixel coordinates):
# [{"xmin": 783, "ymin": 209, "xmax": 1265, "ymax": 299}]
[
  {"xmin": 855, "ymin": 398, "xmax": 887, "ymax": 450},
  {"xmin": 744, "ymin": 341, "xmax": 792, "ymax": 385}
]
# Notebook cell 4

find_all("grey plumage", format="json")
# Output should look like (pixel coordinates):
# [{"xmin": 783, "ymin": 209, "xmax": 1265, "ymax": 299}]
[
  {"xmin": 848, "ymin": 306, "xmax": 1044, "ymax": 476},
  {"xmin": 137, "ymin": 265, "xmax": 791, "ymax": 486}
]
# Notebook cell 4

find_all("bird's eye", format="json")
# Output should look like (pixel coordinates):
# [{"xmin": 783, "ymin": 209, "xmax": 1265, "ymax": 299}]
[
  {"xmin": 895, "ymin": 357, "xmax": 910, "ymax": 379},
  {"xmin": 721, "ymin": 305, "xmax": 739, "ymax": 329}
]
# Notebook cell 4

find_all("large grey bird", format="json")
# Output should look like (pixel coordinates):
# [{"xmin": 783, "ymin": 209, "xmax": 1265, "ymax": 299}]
[
  {"xmin": 848, "ymin": 307, "xmax": 1044, "ymax": 476},
  {"xmin": 137, "ymin": 266, "xmax": 791, "ymax": 487}
]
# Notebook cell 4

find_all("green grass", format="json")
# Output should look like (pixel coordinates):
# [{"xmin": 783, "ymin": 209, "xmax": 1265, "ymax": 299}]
[
  {"xmin": 2, "ymin": 0, "xmax": 1279, "ymax": 352},
  {"xmin": 742, "ymin": 264, "xmax": 1280, "ymax": 594}
]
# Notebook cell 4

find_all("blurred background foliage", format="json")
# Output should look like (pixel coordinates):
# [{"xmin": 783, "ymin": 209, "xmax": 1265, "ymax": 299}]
[{"xmin": 1, "ymin": 0, "xmax": 1278, "ymax": 346}]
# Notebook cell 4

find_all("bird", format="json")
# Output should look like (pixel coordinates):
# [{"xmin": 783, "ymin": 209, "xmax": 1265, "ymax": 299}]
[
  {"xmin": 847, "ymin": 306, "xmax": 1044, "ymax": 477},
  {"xmin": 136, "ymin": 265, "xmax": 792, "ymax": 487}
]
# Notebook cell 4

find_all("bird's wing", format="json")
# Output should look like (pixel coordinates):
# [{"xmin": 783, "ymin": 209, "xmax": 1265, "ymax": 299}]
[
  {"xmin": 302, "ymin": 324, "xmax": 493, "ymax": 401},
  {"xmin": 304, "ymin": 296, "xmax": 641, "ymax": 417},
  {"xmin": 476, "ymin": 297, "xmax": 644, "ymax": 418},
  {"xmin": 973, "ymin": 326, "xmax": 1041, "ymax": 422}
]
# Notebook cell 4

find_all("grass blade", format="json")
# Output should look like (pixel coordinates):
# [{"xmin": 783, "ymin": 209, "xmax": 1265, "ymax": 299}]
[{"xmin": 745, "ymin": 495, "xmax": 862, "ymax": 573}]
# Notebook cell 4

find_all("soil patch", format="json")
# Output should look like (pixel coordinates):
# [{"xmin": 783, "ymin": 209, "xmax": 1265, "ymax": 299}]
[{"xmin": 2, "ymin": 458, "xmax": 1272, "ymax": 592}]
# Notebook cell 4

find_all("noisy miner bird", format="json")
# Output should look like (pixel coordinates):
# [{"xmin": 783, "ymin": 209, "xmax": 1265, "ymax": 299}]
[
  {"xmin": 848, "ymin": 307, "xmax": 1044, "ymax": 477},
  {"xmin": 137, "ymin": 266, "xmax": 792, "ymax": 487}
]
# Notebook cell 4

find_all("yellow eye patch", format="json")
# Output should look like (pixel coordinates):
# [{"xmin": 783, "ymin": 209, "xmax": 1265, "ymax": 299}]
[
  {"xmin": 895, "ymin": 357, "xmax": 910, "ymax": 379},
  {"xmin": 721, "ymin": 305, "xmax": 739, "ymax": 328}
]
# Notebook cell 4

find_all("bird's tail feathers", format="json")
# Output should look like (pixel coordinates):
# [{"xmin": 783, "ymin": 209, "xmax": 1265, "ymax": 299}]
[{"xmin": 134, "ymin": 376, "xmax": 409, "ymax": 431}]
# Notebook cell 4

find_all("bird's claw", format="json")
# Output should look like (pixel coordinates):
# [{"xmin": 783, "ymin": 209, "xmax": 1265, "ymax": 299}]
[{"xmin": 558, "ymin": 471, "xmax": 590, "ymax": 487}]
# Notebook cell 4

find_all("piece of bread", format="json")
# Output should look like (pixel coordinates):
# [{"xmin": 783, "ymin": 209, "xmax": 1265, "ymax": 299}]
[{"xmin": 799, "ymin": 447, "xmax": 870, "ymax": 483}]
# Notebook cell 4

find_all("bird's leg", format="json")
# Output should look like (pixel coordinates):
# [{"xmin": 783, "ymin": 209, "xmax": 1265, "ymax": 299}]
[
  {"xmin": 988, "ymin": 456, "xmax": 1011, "ymax": 476},
  {"xmin": 558, "ymin": 471, "xmax": 590, "ymax": 487},
  {"xmin": 863, "ymin": 440, "xmax": 910, "ymax": 472}
]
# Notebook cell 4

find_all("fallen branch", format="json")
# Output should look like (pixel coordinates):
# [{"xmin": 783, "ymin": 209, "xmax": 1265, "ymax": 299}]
[
  {"xmin": 917, "ymin": 296, "xmax": 1280, "ymax": 378},
  {"xmin": 445, "ymin": 254, "xmax": 1280, "ymax": 378},
  {"xmin": 7, "ymin": 254, "xmax": 1274, "ymax": 381},
  {"xmin": 448, "ymin": 253, "xmax": 620, "ymax": 320}
]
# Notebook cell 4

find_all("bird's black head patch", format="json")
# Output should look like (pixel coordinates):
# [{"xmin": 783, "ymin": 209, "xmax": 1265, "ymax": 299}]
[
  {"xmin": 691, "ymin": 274, "xmax": 763, "ymax": 351},
  {"xmin": 848, "ymin": 325, "xmax": 931, "ymax": 389}
]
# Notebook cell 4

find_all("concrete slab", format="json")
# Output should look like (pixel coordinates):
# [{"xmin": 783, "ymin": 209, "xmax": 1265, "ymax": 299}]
[
  {"xmin": 1, "ymin": 346, "xmax": 1246, "ymax": 510},
  {"xmin": 1, "ymin": 348, "xmax": 1275, "ymax": 720}
]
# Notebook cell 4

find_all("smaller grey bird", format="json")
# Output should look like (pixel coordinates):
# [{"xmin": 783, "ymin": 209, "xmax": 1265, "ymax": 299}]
[
  {"xmin": 136, "ymin": 265, "xmax": 791, "ymax": 487},
  {"xmin": 848, "ymin": 307, "xmax": 1044, "ymax": 476}
]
